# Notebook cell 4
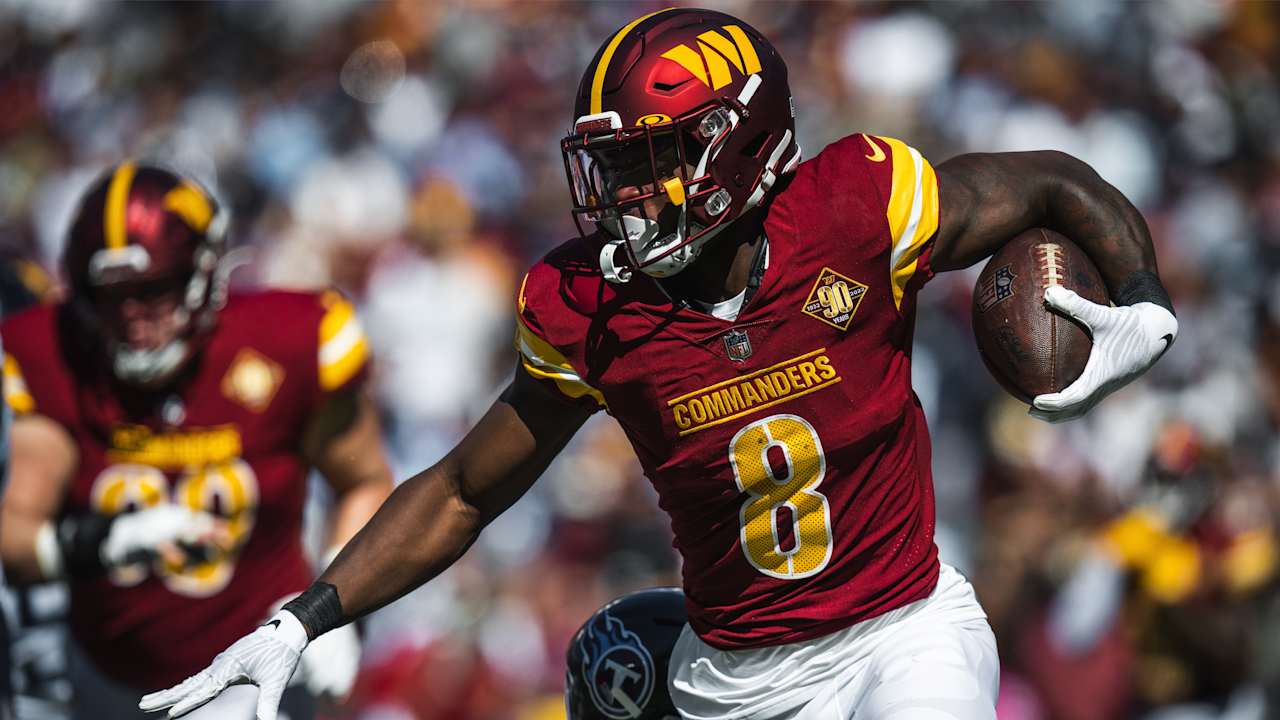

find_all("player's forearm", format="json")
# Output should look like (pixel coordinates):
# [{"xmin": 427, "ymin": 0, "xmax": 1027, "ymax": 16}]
[
  {"xmin": 284, "ymin": 380, "xmax": 584, "ymax": 639},
  {"xmin": 307, "ymin": 390, "xmax": 395, "ymax": 557},
  {"xmin": 0, "ymin": 512, "xmax": 49, "ymax": 585},
  {"xmin": 324, "ymin": 471, "xmax": 393, "ymax": 558},
  {"xmin": 1033, "ymin": 151, "xmax": 1161, "ymax": 299},
  {"xmin": 3, "ymin": 416, "xmax": 78, "ymax": 584},
  {"xmin": 312, "ymin": 457, "xmax": 483, "ymax": 625},
  {"xmin": 934, "ymin": 151, "xmax": 1164, "ymax": 305}
]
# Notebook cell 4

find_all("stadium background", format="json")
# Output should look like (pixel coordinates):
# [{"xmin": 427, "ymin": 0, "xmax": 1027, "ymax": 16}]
[{"xmin": 1, "ymin": 1, "xmax": 1278, "ymax": 718}]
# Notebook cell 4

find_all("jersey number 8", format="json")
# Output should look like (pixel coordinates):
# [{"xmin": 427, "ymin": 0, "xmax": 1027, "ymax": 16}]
[{"xmin": 729, "ymin": 414, "xmax": 832, "ymax": 579}]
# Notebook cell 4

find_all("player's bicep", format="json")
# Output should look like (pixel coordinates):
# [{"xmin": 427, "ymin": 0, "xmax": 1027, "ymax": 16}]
[
  {"xmin": 931, "ymin": 151, "xmax": 1062, "ymax": 272},
  {"xmin": 5, "ymin": 414, "xmax": 77, "ymax": 517},
  {"xmin": 1, "ymin": 415, "xmax": 77, "ymax": 580},
  {"xmin": 302, "ymin": 389, "xmax": 392, "ymax": 496},
  {"xmin": 446, "ymin": 368, "xmax": 590, "ymax": 524}
]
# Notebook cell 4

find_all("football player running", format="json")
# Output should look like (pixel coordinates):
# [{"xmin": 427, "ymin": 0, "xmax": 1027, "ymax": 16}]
[
  {"xmin": 144, "ymin": 8, "xmax": 1177, "ymax": 720},
  {"xmin": 0, "ymin": 163, "xmax": 393, "ymax": 719}
]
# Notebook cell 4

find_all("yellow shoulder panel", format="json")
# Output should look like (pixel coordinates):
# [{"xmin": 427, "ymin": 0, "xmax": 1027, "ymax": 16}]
[
  {"xmin": 514, "ymin": 314, "xmax": 605, "ymax": 409},
  {"xmin": 318, "ymin": 297, "xmax": 369, "ymax": 392},
  {"xmin": 3, "ymin": 353, "xmax": 34, "ymax": 414},
  {"xmin": 875, "ymin": 136, "xmax": 940, "ymax": 310}
]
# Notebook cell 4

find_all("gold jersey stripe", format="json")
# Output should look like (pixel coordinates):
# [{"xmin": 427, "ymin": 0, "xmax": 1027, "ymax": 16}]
[
  {"xmin": 515, "ymin": 315, "xmax": 605, "ymax": 408},
  {"xmin": 318, "ymin": 297, "xmax": 369, "ymax": 391},
  {"xmin": 590, "ymin": 8, "xmax": 678, "ymax": 115},
  {"xmin": 517, "ymin": 272, "xmax": 530, "ymax": 313},
  {"xmin": 878, "ymin": 136, "xmax": 939, "ymax": 310},
  {"xmin": 320, "ymin": 298, "xmax": 356, "ymax": 344},
  {"xmin": 104, "ymin": 161, "xmax": 138, "ymax": 250},
  {"xmin": 3, "ymin": 353, "xmax": 33, "ymax": 414},
  {"xmin": 319, "ymin": 335, "xmax": 369, "ymax": 392}
]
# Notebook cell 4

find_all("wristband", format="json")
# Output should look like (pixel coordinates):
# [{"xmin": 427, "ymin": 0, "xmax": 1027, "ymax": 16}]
[
  {"xmin": 34, "ymin": 522, "xmax": 63, "ymax": 580},
  {"xmin": 1114, "ymin": 270, "xmax": 1174, "ymax": 315},
  {"xmin": 56, "ymin": 514, "xmax": 117, "ymax": 577},
  {"xmin": 282, "ymin": 582, "xmax": 345, "ymax": 641}
]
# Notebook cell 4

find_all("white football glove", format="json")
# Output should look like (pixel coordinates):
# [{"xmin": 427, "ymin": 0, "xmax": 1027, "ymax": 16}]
[
  {"xmin": 102, "ymin": 506, "xmax": 228, "ymax": 569},
  {"xmin": 297, "ymin": 620, "xmax": 360, "ymax": 700},
  {"xmin": 139, "ymin": 610, "xmax": 308, "ymax": 720},
  {"xmin": 1031, "ymin": 285, "xmax": 1178, "ymax": 423}
]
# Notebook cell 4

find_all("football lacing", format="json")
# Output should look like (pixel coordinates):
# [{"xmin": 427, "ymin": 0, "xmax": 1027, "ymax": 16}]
[{"xmin": 1037, "ymin": 242, "xmax": 1064, "ymax": 289}]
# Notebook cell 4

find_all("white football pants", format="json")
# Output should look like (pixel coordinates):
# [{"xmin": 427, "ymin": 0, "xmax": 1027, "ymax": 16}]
[{"xmin": 669, "ymin": 563, "xmax": 999, "ymax": 720}]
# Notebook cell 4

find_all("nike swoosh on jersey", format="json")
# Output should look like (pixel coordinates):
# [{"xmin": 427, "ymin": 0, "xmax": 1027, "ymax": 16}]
[
  {"xmin": 265, "ymin": 619, "xmax": 281, "ymax": 630},
  {"xmin": 863, "ymin": 134, "xmax": 886, "ymax": 162}
]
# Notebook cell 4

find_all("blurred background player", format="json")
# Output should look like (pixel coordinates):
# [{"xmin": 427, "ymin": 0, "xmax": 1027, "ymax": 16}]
[
  {"xmin": 0, "ymin": 254, "xmax": 46, "ymax": 720},
  {"xmin": 0, "ymin": 162, "xmax": 393, "ymax": 719},
  {"xmin": 564, "ymin": 587, "xmax": 685, "ymax": 720}
]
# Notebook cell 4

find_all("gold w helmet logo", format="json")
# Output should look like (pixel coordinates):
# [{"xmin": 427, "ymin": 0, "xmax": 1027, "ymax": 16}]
[{"xmin": 659, "ymin": 25, "xmax": 762, "ymax": 91}]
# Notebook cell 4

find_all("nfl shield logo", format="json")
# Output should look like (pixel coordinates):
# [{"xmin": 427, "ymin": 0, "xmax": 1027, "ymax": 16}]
[{"xmin": 723, "ymin": 329, "xmax": 752, "ymax": 362}]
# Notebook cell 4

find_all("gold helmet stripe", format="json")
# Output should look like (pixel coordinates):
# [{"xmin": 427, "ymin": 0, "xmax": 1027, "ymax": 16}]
[
  {"xmin": 104, "ymin": 160, "xmax": 138, "ymax": 249},
  {"xmin": 697, "ymin": 29, "xmax": 744, "ymax": 74},
  {"xmin": 163, "ymin": 182, "xmax": 215, "ymax": 233},
  {"xmin": 590, "ymin": 7, "xmax": 678, "ymax": 115},
  {"xmin": 723, "ymin": 25, "xmax": 761, "ymax": 75},
  {"xmin": 659, "ymin": 44, "xmax": 710, "ymax": 87}
]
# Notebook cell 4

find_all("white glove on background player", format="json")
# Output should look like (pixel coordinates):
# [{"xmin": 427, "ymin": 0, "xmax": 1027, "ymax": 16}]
[
  {"xmin": 139, "ymin": 610, "xmax": 307, "ymax": 720},
  {"xmin": 1031, "ymin": 285, "xmax": 1178, "ymax": 423},
  {"xmin": 101, "ymin": 506, "xmax": 227, "ymax": 568}
]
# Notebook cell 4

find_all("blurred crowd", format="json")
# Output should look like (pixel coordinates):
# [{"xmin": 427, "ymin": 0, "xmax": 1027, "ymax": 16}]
[{"xmin": 0, "ymin": 1, "xmax": 1277, "ymax": 719}]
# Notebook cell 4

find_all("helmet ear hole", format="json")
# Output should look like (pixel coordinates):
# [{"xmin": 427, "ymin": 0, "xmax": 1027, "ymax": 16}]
[{"xmin": 740, "ymin": 131, "xmax": 771, "ymax": 160}]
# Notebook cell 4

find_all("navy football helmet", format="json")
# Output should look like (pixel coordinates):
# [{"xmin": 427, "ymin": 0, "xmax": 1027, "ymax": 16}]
[{"xmin": 565, "ymin": 587, "xmax": 687, "ymax": 720}]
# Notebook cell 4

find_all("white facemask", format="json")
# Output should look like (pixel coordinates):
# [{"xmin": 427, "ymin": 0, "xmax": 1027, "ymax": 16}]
[
  {"xmin": 113, "ymin": 339, "xmax": 190, "ymax": 386},
  {"xmin": 598, "ymin": 205, "xmax": 730, "ymax": 283}
]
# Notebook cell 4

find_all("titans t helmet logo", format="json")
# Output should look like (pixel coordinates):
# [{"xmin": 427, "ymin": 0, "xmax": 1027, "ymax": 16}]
[{"xmin": 580, "ymin": 611, "xmax": 656, "ymax": 718}]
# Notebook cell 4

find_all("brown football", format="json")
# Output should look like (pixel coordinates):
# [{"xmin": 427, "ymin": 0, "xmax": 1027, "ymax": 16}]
[{"xmin": 971, "ymin": 228, "xmax": 1108, "ymax": 403}]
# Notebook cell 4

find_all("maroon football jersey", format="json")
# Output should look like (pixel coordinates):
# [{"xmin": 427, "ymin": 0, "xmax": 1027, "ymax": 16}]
[
  {"xmin": 2, "ymin": 289, "xmax": 370, "ymax": 689},
  {"xmin": 517, "ymin": 133, "xmax": 942, "ymax": 649}
]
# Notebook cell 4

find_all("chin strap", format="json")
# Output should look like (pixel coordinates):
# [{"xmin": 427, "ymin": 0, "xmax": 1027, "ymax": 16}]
[
  {"xmin": 745, "ymin": 129, "xmax": 800, "ymax": 211},
  {"xmin": 600, "ymin": 239, "xmax": 633, "ymax": 284}
]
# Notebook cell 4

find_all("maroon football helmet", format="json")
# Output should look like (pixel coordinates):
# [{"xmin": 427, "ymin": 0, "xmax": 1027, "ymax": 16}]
[
  {"xmin": 62, "ymin": 161, "xmax": 229, "ymax": 386},
  {"xmin": 561, "ymin": 7, "xmax": 801, "ymax": 282}
]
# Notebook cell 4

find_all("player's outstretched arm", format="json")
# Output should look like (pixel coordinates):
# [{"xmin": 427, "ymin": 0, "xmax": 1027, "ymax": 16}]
[
  {"xmin": 931, "ymin": 151, "xmax": 1178, "ymax": 422},
  {"xmin": 313, "ymin": 368, "xmax": 590, "ymax": 619},
  {"xmin": 289, "ymin": 389, "xmax": 394, "ymax": 703},
  {"xmin": 140, "ymin": 368, "xmax": 591, "ymax": 719},
  {"xmin": 302, "ymin": 389, "xmax": 394, "ymax": 557}
]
